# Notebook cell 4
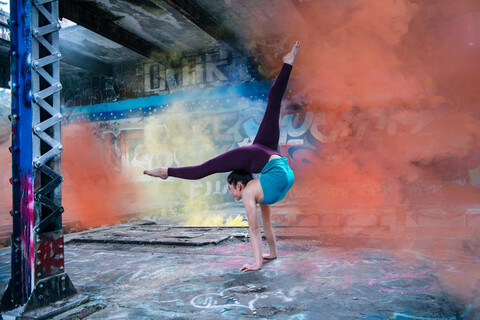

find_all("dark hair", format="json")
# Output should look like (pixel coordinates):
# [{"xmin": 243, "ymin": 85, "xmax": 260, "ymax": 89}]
[{"xmin": 227, "ymin": 170, "xmax": 253, "ymax": 187}]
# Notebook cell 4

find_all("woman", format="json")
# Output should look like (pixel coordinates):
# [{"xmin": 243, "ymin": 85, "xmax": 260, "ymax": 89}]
[{"xmin": 145, "ymin": 41, "xmax": 301, "ymax": 271}]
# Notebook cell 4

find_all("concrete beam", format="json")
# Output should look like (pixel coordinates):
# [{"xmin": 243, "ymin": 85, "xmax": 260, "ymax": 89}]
[
  {"xmin": 59, "ymin": 0, "xmax": 171, "ymax": 66},
  {"xmin": 162, "ymin": 0, "xmax": 246, "ymax": 55},
  {"xmin": 60, "ymin": 45, "xmax": 113, "ymax": 76}
]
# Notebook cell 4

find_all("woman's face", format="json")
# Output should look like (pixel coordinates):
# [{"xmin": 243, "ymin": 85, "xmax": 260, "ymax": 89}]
[{"xmin": 228, "ymin": 182, "xmax": 243, "ymax": 201}]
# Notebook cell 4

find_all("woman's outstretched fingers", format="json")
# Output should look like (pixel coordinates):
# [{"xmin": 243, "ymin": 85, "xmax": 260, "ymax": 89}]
[{"xmin": 240, "ymin": 263, "xmax": 262, "ymax": 272}]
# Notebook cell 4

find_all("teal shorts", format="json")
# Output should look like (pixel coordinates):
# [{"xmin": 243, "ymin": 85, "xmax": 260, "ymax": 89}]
[{"xmin": 259, "ymin": 157, "xmax": 295, "ymax": 204}]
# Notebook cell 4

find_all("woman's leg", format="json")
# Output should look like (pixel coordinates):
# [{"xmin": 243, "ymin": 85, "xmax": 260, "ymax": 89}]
[
  {"xmin": 145, "ymin": 146, "xmax": 258, "ymax": 180},
  {"xmin": 144, "ymin": 42, "xmax": 301, "ymax": 180},
  {"xmin": 167, "ymin": 148, "xmax": 247, "ymax": 179},
  {"xmin": 252, "ymin": 64, "xmax": 292, "ymax": 150},
  {"xmin": 252, "ymin": 41, "xmax": 300, "ymax": 150}
]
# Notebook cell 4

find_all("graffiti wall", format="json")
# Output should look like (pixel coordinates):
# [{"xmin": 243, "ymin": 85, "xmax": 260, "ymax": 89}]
[
  {"xmin": 61, "ymin": 79, "xmax": 278, "ymax": 227},
  {"xmin": 0, "ymin": 36, "xmax": 476, "ymax": 245},
  {"xmin": 62, "ymin": 48, "xmax": 256, "ymax": 108},
  {"xmin": 60, "ymin": 76, "xmax": 480, "ymax": 243}
]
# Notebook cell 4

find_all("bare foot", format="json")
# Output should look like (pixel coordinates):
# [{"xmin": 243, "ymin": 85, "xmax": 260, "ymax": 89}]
[
  {"xmin": 143, "ymin": 167, "xmax": 168, "ymax": 179},
  {"xmin": 282, "ymin": 41, "xmax": 300, "ymax": 66},
  {"xmin": 262, "ymin": 253, "xmax": 277, "ymax": 260}
]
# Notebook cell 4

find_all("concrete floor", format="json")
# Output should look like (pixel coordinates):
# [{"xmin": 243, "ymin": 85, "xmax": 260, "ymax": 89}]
[{"xmin": 0, "ymin": 222, "xmax": 478, "ymax": 319}]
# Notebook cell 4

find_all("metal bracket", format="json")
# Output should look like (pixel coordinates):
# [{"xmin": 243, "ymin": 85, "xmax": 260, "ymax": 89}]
[
  {"xmin": 24, "ymin": 273, "xmax": 77, "ymax": 312},
  {"xmin": 34, "ymin": 207, "xmax": 64, "ymax": 234}
]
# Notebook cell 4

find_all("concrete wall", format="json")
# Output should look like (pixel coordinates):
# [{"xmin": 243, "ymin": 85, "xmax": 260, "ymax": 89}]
[
  {"xmin": 61, "ymin": 48, "xmax": 256, "ymax": 107},
  {"xmin": 60, "ymin": 78, "xmax": 480, "ymax": 242},
  {"xmin": 38, "ymin": 46, "xmax": 480, "ymax": 243}
]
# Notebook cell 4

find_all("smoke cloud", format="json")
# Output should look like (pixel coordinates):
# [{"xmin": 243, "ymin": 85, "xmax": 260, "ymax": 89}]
[
  {"xmin": 241, "ymin": 0, "xmax": 480, "ymax": 304},
  {"xmin": 140, "ymin": 101, "xmax": 248, "ymax": 227},
  {"xmin": 62, "ymin": 124, "xmax": 132, "ymax": 229},
  {"xmin": 236, "ymin": 0, "xmax": 480, "ymax": 235}
]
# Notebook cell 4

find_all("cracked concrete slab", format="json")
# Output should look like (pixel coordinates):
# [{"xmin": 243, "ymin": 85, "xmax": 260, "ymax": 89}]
[
  {"xmin": 0, "ymin": 222, "xmax": 478, "ymax": 319},
  {"xmin": 65, "ymin": 223, "xmax": 248, "ymax": 246}
]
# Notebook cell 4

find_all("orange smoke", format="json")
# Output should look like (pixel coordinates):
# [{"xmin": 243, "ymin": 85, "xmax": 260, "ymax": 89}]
[
  {"xmin": 242, "ymin": 0, "xmax": 480, "ymax": 217},
  {"xmin": 62, "ymin": 124, "xmax": 131, "ymax": 229},
  {"xmin": 0, "ymin": 141, "xmax": 12, "ymax": 232},
  {"xmin": 296, "ymin": 0, "xmax": 426, "ymax": 109},
  {"xmin": 237, "ymin": 1, "xmax": 480, "ymax": 306},
  {"xmin": 244, "ymin": 0, "xmax": 480, "ymax": 302},
  {"xmin": 0, "ymin": 123, "xmax": 134, "ymax": 233},
  {"xmin": 236, "ymin": 1, "xmax": 480, "ymax": 279}
]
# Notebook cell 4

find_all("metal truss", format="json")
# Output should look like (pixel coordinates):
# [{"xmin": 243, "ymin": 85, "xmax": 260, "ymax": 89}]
[{"xmin": 1, "ymin": 0, "xmax": 76, "ymax": 312}]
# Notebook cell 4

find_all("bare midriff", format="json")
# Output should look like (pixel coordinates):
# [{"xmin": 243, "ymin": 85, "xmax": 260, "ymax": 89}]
[{"xmin": 268, "ymin": 154, "xmax": 282, "ymax": 162}]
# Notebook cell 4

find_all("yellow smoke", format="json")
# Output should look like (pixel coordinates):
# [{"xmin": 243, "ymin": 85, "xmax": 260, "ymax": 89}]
[
  {"xmin": 184, "ymin": 211, "xmax": 248, "ymax": 227},
  {"xmin": 140, "ymin": 102, "xmax": 247, "ymax": 227}
]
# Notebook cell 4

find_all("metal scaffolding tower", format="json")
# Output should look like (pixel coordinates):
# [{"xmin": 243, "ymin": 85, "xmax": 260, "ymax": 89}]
[{"xmin": 1, "ymin": 0, "xmax": 77, "ymax": 313}]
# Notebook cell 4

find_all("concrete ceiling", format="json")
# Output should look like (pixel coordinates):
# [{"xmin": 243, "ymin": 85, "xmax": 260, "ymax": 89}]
[
  {"xmin": 60, "ymin": 25, "xmax": 144, "ymax": 76},
  {"xmin": 59, "ymin": 0, "xmax": 306, "ymax": 73}
]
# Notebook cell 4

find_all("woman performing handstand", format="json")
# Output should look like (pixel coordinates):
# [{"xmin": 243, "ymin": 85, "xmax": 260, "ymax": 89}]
[{"xmin": 144, "ymin": 41, "xmax": 300, "ymax": 272}]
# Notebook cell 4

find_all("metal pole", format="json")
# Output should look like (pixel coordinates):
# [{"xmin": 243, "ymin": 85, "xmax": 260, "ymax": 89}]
[{"xmin": 1, "ymin": 0, "xmax": 76, "ymax": 312}]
